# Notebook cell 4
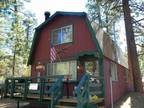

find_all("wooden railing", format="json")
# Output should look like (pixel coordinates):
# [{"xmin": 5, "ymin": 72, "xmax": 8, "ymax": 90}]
[
  {"xmin": 4, "ymin": 75, "xmax": 64, "ymax": 108},
  {"xmin": 75, "ymin": 73, "xmax": 104, "ymax": 108},
  {"xmin": 75, "ymin": 73, "xmax": 90, "ymax": 108},
  {"xmin": 47, "ymin": 75, "xmax": 63, "ymax": 108}
]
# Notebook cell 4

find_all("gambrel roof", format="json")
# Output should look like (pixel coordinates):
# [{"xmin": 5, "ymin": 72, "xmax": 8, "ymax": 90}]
[{"xmin": 28, "ymin": 11, "xmax": 102, "ymax": 65}]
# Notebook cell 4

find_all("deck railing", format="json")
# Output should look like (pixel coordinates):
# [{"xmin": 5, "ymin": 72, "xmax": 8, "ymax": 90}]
[
  {"xmin": 4, "ymin": 75, "xmax": 64, "ymax": 108},
  {"xmin": 47, "ymin": 75, "xmax": 63, "ymax": 108}
]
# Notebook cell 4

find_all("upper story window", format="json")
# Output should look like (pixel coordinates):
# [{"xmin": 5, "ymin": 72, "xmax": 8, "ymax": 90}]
[{"xmin": 51, "ymin": 25, "xmax": 73, "ymax": 45}]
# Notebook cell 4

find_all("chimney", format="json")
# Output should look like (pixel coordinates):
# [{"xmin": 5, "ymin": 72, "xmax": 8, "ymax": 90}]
[{"xmin": 44, "ymin": 11, "xmax": 50, "ymax": 21}]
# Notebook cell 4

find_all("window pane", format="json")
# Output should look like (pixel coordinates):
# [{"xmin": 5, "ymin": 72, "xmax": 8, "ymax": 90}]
[
  {"xmin": 46, "ymin": 60, "xmax": 76, "ymax": 80},
  {"xmin": 62, "ymin": 25, "xmax": 72, "ymax": 43},
  {"xmin": 110, "ymin": 62, "xmax": 118, "ymax": 81},
  {"xmin": 52, "ymin": 25, "xmax": 73, "ymax": 45},
  {"xmin": 55, "ymin": 62, "xmax": 69, "ymax": 75},
  {"xmin": 69, "ymin": 61, "xmax": 77, "ymax": 80},
  {"xmin": 85, "ymin": 62, "xmax": 94, "ymax": 73},
  {"xmin": 53, "ymin": 29, "xmax": 61, "ymax": 44}
]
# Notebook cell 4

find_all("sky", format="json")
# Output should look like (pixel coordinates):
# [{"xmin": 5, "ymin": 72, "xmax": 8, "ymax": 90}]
[{"xmin": 25, "ymin": 0, "xmax": 87, "ymax": 24}]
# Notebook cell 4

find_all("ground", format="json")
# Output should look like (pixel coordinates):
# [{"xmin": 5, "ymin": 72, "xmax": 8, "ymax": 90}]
[
  {"xmin": 0, "ymin": 92, "xmax": 144, "ymax": 108},
  {"xmin": 114, "ymin": 92, "xmax": 144, "ymax": 108}
]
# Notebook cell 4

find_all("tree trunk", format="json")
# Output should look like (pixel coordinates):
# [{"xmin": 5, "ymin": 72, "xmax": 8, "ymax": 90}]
[{"xmin": 122, "ymin": 0, "xmax": 143, "ymax": 92}]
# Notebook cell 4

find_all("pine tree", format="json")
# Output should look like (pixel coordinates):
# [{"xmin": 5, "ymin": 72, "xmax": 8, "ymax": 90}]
[
  {"xmin": 86, "ymin": 0, "xmax": 143, "ymax": 92},
  {"xmin": 0, "ymin": 0, "xmax": 37, "ymax": 77}
]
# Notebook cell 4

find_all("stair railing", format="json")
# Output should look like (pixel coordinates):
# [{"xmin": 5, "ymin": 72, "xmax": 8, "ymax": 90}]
[
  {"xmin": 47, "ymin": 75, "xmax": 64, "ymax": 108},
  {"xmin": 75, "ymin": 73, "xmax": 90, "ymax": 108}
]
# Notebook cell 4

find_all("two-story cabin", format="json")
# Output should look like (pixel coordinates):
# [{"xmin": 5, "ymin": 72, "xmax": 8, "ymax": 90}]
[{"xmin": 28, "ymin": 11, "xmax": 134, "ymax": 108}]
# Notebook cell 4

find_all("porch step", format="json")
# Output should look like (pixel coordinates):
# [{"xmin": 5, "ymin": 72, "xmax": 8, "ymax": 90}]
[
  {"xmin": 89, "ymin": 83, "xmax": 102, "ymax": 88},
  {"xmin": 59, "ymin": 97, "xmax": 77, "ymax": 104},
  {"xmin": 90, "ymin": 91, "xmax": 102, "ymax": 96},
  {"xmin": 55, "ymin": 105, "xmax": 75, "ymax": 108},
  {"xmin": 58, "ymin": 97, "xmax": 77, "ymax": 107}
]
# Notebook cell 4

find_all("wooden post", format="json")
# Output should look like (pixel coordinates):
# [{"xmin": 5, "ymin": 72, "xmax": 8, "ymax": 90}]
[
  {"xmin": 110, "ymin": 77, "xmax": 113, "ymax": 108},
  {"xmin": 17, "ymin": 100, "xmax": 19, "ymax": 108},
  {"xmin": 66, "ymin": 77, "xmax": 69, "ymax": 98}
]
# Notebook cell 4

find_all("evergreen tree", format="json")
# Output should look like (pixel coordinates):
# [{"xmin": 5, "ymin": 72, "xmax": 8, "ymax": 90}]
[
  {"xmin": 86, "ymin": 0, "xmax": 144, "ymax": 92},
  {"xmin": 0, "ymin": 0, "xmax": 37, "ymax": 77}
]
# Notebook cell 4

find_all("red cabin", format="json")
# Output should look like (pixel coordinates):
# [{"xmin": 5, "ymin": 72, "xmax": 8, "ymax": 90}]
[{"xmin": 28, "ymin": 11, "xmax": 134, "ymax": 108}]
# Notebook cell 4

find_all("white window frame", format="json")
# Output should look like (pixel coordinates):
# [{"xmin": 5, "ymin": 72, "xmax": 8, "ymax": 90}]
[
  {"xmin": 51, "ymin": 25, "xmax": 73, "ymax": 45},
  {"xmin": 110, "ymin": 62, "xmax": 118, "ymax": 81}
]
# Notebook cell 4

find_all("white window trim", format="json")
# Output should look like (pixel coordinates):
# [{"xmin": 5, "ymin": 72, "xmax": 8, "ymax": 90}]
[{"xmin": 51, "ymin": 25, "xmax": 73, "ymax": 45}]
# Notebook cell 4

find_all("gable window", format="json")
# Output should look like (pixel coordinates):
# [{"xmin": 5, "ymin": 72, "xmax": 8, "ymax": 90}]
[
  {"xmin": 51, "ymin": 25, "xmax": 73, "ymax": 45},
  {"xmin": 110, "ymin": 62, "xmax": 118, "ymax": 81}
]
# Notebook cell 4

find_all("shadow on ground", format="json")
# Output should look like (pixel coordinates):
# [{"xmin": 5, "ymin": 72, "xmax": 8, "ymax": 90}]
[
  {"xmin": 0, "ymin": 99, "xmax": 50, "ymax": 108},
  {"xmin": 114, "ymin": 92, "xmax": 144, "ymax": 108},
  {"xmin": 1, "ymin": 92, "xmax": 144, "ymax": 108}
]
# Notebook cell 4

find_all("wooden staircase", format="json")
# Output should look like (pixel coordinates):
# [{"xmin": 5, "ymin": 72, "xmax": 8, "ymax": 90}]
[
  {"xmin": 55, "ymin": 96, "xmax": 77, "ymax": 108},
  {"xmin": 55, "ymin": 96, "xmax": 104, "ymax": 108},
  {"xmin": 89, "ymin": 76, "xmax": 105, "ymax": 108},
  {"xmin": 89, "ymin": 76, "xmax": 103, "ymax": 97},
  {"xmin": 55, "ymin": 73, "xmax": 105, "ymax": 108}
]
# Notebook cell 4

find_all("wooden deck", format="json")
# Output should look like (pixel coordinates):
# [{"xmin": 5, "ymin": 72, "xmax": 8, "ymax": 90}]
[
  {"xmin": 60, "ymin": 96, "xmax": 104, "ymax": 104},
  {"xmin": 14, "ymin": 94, "xmax": 52, "ymax": 100}
]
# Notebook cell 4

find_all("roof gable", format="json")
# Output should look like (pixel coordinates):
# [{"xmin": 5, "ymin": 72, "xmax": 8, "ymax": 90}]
[{"xmin": 28, "ymin": 11, "xmax": 102, "ymax": 65}]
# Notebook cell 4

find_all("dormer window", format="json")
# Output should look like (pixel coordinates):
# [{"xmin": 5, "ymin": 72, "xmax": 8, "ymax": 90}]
[{"xmin": 51, "ymin": 25, "xmax": 73, "ymax": 45}]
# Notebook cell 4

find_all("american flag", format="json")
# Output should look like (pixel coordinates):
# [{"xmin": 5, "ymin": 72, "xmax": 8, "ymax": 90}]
[{"xmin": 50, "ymin": 46, "xmax": 56, "ymax": 63}]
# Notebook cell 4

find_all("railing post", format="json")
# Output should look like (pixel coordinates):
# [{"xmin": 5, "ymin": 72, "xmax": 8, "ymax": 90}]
[
  {"xmin": 24, "ymin": 78, "xmax": 28, "ymax": 100},
  {"xmin": 51, "ymin": 92, "xmax": 54, "ymax": 108},
  {"xmin": 11, "ymin": 79, "xmax": 15, "ymax": 98},
  {"xmin": 40, "ymin": 77, "xmax": 44, "ymax": 102},
  {"xmin": 4, "ymin": 79, "xmax": 8, "ymax": 97},
  {"xmin": 17, "ymin": 100, "xmax": 19, "ymax": 108},
  {"xmin": 66, "ymin": 77, "xmax": 69, "ymax": 98}
]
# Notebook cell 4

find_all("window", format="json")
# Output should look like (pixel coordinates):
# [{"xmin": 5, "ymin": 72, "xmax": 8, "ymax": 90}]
[
  {"xmin": 84, "ymin": 61, "xmax": 99, "ymax": 77},
  {"xmin": 110, "ymin": 62, "xmax": 118, "ymax": 81},
  {"xmin": 85, "ymin": 62, "xmax": 94, "ymax": 73},
  {"xmin": 51, "ymin": 25, "xmax": 73, "ymax": 45},
  {"xmin": 46, "ymin": 60, "xmax": 77, "ymax": 80}
]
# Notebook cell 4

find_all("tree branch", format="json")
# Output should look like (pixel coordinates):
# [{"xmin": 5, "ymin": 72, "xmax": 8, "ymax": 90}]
[
  {"xmin": 132, "ymin": 18, "xmax": 144, "ymax": 28},
  {"xmin": 134, "ymin": 18, "xmax": 144, "ymax": 23},
  {"xmin": 138, "ymin": 52, "xmax": 144, "ymax": 56},
  {"xmin": 136, "ymin": 44, "xmax": 144, "ymax": 48}
]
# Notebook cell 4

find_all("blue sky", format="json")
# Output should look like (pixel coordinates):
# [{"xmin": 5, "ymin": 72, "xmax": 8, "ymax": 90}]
[{"xmin": 25, "ymin": 0, "xmax": 87, "ymax": 24}]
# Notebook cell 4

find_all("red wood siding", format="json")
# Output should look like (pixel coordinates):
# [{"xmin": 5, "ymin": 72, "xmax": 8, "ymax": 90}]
[
  {"xmin": 104, "ymin": 57, "xmax": 131, "ymax": 108},
  {"xmin": 31, "ymin": 16, "xmax": 97, "ymax": 76}
]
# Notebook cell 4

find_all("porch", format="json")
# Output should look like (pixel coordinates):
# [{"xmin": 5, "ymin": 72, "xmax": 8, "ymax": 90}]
[{"xmin": 4, "ymin": 74, "xmax": 104, "ymax": 108}]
